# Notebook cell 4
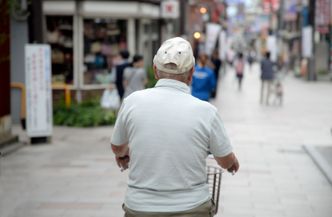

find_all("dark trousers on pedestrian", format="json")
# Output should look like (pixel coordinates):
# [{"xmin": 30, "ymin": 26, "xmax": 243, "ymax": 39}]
[
  {"xmin": 236, "ymin": 73, "xmax": 243, "ymax": 90},
  {"xmin": 123, "ymin": 200, "xmax": 215, "ymax": 217},
  {"xmin": 260, "ymin": 80, "xmax": 272, "ymax": 105}
]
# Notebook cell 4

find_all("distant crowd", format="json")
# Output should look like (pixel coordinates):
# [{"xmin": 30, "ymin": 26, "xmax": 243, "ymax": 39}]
[{"xmin": 102, "ymin": 41, "xmax": 285, "ymax": 110}]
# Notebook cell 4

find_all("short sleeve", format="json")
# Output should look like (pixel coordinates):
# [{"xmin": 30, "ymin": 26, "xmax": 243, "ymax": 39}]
[
  {"xmin": 110, "ymin": 102, "xmax": 129, "ymax": 146},
  {"xmin": 209, "ymin": 112, "xmax": 233, "ymax": 157}
]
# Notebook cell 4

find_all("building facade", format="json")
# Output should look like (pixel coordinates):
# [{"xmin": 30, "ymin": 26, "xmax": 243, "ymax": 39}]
[{"xmin": 42, "ymin": 0, "xmax": 161, "ymax": 101}]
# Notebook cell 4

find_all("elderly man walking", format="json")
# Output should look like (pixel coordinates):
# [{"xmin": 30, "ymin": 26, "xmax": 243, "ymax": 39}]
[{"xmin": 111, "ymin": 37, "xmax": 239, "ymax": 217}]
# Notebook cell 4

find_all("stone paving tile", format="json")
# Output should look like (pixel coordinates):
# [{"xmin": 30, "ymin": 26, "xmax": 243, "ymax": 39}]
[
  {"xmin": 253, "ymin": 209, "xmax": 286, "ymax": 217},
  {"xmin": 61, "ymin": 211, "xmax": 94, "ymax": 217},
  {"xmin": 218, "ymin": 208, "xmax": 256, "ymax": 217},
  {"xmin": 312, "ymin": 206, "xmax": 332, "ymax": 217},
  {"xmin": 284, "ymin": 204, "xmax": 315, "ymax": 217},
  {"xmin": 8, "ymin": 209, "xmax": 65, "ymax": 217},
  {"xmin": 279, "ymin": 195, "xmax": 308, "ymax": 206},
  {"xmin": 39, "ymin": 202, "xmax": 103, "ymax": 210}
]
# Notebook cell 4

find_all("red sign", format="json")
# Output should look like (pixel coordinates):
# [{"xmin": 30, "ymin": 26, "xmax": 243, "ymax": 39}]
[
  {"xmin": 161, "ymin": 0, "xmax": 179, "ymax": 19},
  {"xmin": 263, "ymin": 0, "xmax": 280, "ymax": 13}
]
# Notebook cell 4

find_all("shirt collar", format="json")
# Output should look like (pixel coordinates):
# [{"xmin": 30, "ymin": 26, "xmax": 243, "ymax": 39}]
[{"xmin": 155, "ymin": 79, "xmax": 190, "ymax": 94}]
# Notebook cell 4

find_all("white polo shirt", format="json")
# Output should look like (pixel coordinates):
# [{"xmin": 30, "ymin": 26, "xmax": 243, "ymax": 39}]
[{"xmin": 111, "ymin": 79, "xmax": 232, "ymax": 212}]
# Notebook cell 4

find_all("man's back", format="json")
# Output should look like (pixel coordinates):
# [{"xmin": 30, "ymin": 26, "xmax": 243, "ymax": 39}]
[
  {"xmin": 112, "ymin": 79, "xmax": 231, "ymax": 212},
  {"xmin": 111, "ymin": 37, "xmax": 238, "ymax": 216}
]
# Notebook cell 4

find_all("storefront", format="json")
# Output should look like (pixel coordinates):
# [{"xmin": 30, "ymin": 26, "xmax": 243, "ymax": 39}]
[{"xmin": 43, "ymin": 0, "xmax": 160, "ymax": 100}]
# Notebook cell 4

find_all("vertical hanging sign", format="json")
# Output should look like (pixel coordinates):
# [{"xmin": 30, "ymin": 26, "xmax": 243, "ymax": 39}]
[
  {"xmin": 25, "ymin": 45, "xmax": 53, "ymax": 138},
  {"xmin": 315, "ymin": 0, "xmax": 331, "ymax": 34},
  {"xmin": 205, "ymin": 23, "xmax": 221, "ymax": 56}
]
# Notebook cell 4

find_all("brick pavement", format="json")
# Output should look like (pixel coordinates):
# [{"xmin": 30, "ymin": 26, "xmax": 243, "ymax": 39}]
[{"xmin": 1, "ymin": 63, "xmax": 332, "ymax": 217}]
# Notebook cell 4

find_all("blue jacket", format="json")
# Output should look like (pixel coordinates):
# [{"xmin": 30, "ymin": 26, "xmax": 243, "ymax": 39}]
[{"xmin": 191, "ymin": 65, "xmax": 216, "ymax": 101}]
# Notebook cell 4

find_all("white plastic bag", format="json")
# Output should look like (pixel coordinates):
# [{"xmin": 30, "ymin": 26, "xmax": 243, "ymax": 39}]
[{"xmin": 101, "ymin": 88, "xmax": 120, "ymax": 110}]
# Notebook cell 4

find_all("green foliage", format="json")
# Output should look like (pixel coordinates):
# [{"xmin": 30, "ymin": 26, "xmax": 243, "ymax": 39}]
[
  {"xmin": 317, "ymin": 69, "xmax": 328, "ymax": 75},
  {"xmin": 53, "ymin": 100, "xmax": 116, "ymax": 127},
  {"xmin": 146, "ymin": 66, "xmax": 157, "ymax": 88}
]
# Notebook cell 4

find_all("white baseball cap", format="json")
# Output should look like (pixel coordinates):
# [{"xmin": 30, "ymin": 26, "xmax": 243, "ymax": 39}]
[{"xmin": 153, "ymin": 37, "xmax": 195, "ymax": 74}]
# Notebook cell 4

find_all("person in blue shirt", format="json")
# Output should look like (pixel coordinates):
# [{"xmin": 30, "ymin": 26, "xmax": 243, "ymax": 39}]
[{"xmin": 192, "ymin": 53, "xmax": 216, "ymax": 101}]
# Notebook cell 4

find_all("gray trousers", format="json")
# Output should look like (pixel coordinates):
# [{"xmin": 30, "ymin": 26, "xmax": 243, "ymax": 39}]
[
  {"xmin": 260, "ymin": 80, "xmax": 273, "ymax": 105},
  {"xmin": 123, "ymin": 200, "xmax": 216, "ymax": 217}
]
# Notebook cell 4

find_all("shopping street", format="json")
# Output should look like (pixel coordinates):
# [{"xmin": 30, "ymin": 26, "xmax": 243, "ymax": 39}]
[{"xmin": 1, "ymin": 64, "xmax": 332, "ymax": 217}]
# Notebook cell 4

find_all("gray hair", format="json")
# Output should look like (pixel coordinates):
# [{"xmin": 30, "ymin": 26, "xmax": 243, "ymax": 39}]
[{"xmin": 156, "ymin": 63, "xmax": 191, "ymax": 82}]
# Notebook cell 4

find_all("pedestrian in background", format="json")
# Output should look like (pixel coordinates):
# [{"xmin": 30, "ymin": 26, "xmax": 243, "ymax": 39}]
[
  {"xmin": 191, "ymin": 53, "xmax": 216, "ymax": 101},
  {"xmin": 260, "ymin": 52, "xmax": 275, "ymax": 105},
  {"xmin": 247, "ymin": 47, "xmax": 256, "ymax": 72},
  {"xmin": 115, "ymin": 50, "xmax": 131, "ymax": 101},
  {"xmin": 111, "ymin": 37, "xmax": 239, "ymax": 217},
  {"xmin": 211, "ymin": 50, "xmax": 222, "ymax": 98},
  {"xmin": 123, "ymin": 54, "xmax": 147, "ymax": 98},
  {"xmin": 226, "ymin": 46, "xmax": 235, "ymax": 67},
  {"xmin": 234, "ymin": 53, "xmax": 245, "ymax": 90}
]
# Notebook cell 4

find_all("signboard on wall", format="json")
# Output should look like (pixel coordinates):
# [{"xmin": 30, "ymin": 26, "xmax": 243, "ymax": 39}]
[
  {"xmin": 25, "ymin": 45, "xmax": 53, "ymax": 138},
  {"xmin": 161, "ymin": 0, "xmax": 179, "ymax": 19},
  {"xmin": 315, "ymin": 0, "xmax": 331, "ymax": 34},
  {"xmin": 263, "ymin": 0, "xmax": 279, "ymax": 14}
]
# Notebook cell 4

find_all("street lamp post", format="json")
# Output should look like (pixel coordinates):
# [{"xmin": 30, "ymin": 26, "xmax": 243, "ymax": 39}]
[{"xmin": 179, "ymin": 0, "xmax": 187, "ymax": 35}]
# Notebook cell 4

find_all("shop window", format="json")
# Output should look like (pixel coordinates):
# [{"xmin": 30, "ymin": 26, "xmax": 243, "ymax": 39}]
[
  {"xmin": 46, "ymin": 16, "xmax": 74, "ymax": 85},
  {"xmin": 83, "ymin": 19, "xmax": 127, "ymax": 85}
]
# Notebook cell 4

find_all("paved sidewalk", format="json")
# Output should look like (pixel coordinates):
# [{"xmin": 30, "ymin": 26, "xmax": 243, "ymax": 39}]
[
  {"xmin": 316, "ymin": 146, "xmax": 332, "ymax": 167},
  {"xmin": 212, "ymin": 64, "xmax": 332, "ymax": 217},
  {"xmin": 1, "ymin": 63, "xmax": 332, "ymax": 217},
  {"xmin": 1, "ymin": 127, "xmax": 126, "ymax": 217}
]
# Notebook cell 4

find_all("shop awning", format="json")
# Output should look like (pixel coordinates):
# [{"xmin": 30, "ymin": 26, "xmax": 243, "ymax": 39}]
[{"xmin": 43, "ymin": 1, "xmax": 160, "ymax": 18}]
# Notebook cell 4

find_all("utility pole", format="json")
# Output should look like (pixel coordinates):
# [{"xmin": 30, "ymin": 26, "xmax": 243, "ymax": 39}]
[{"xmin": 308, "ymin": 0, "xmax": 316, "ymax": 81}]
